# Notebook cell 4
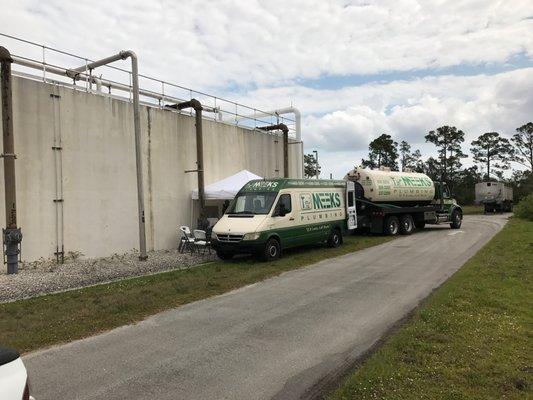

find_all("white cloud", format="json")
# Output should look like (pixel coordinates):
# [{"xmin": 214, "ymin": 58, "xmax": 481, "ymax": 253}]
[
  {"xmin": 304, "ymin": 106, "xmax": 387, "ymax": 151},
  {"xmin": 230, "ymin": 68, "xmax": 533, "ymax": 177},
  {"xmin": 1, "ymin": 0, "xmax": 532, "ymax": 179},
  {"xmin": 1, "ymin": 0, "xmax": 532, "ymax": 89}
]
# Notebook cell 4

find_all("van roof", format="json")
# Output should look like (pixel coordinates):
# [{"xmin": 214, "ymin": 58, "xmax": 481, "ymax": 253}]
[{"xmin": 241, "ymin": 178, "xmax": 346, "ymax": 192}]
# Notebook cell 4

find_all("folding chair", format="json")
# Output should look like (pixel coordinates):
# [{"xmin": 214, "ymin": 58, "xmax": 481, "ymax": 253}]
[
  {"xmin": 193, "ymin": 229, "xmax": 211, "ymax": 254},
  {"xmin": 179, "ymin": 226, "xmax": 196, "ymax": 253}
]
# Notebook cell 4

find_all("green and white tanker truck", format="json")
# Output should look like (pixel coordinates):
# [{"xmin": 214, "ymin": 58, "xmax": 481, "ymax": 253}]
[{"xmin": 345, "ymin": 166, "xmax": 463, "ymax": 235}]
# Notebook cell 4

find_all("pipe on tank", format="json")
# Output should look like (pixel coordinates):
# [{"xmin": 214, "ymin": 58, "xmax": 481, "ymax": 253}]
[
  {"xmin": 0, "ymin": 47, "xmax": 22, "ymax": 274},
  {"xmin": 167, "ymin": 99, "xmax": 206, "ymax": 216},
  {"xmin": 258, "ymin": 124, "xmax": 289, "ymax": 178},
  {"xmin": 237, "ymin": 107, "xmax": 302, "ymax": 177},
  {"xmin": 274, "ymin": 107, "xmax": 301, "ymax": 142},
  {"xmin": 69, "ymin": 50, "xmax": 147, "ymax": 260},
  {"xmin": 11, "ymin": 56, "xmax": 222, "ymax": 113}
]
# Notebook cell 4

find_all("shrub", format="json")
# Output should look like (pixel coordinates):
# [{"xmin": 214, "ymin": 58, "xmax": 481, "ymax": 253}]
[{"xmin": 514, "ymin": 193, "xmax": 533, "ymax": 221}]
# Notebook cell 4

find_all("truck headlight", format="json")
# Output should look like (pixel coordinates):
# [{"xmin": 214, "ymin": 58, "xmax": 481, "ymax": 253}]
[
  {"xmin": 243, "ymin": 232, "xmax": 260, "ymax": 241},
  {"xmin": 211, "ymin": 232, "xmax": 218, "ymax": 240}
]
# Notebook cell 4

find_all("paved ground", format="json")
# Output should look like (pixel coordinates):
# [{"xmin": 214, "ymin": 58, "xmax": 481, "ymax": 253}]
[{"xmin": 24, "ymin": 215, "xmax": 508, "ymax": 400}]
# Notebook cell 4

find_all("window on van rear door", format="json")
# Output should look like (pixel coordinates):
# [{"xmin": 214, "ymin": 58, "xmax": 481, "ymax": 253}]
[{"xmin": 348, "ymin": 191, "xmax": 354, "ymax": 208}]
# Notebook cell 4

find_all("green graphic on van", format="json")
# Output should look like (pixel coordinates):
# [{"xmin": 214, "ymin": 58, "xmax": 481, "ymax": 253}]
[
  {"xmin": 311, "ymin": 192, "xmax": 341, "ymax": 209},
  {"xmin": 300, "ymin": 193, "xmax": 313, "ymax": 210}
]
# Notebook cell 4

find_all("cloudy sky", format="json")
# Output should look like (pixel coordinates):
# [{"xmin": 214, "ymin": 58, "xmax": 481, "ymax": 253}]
[{"xmin": 1, "ymin": 0, "xmax": 532, "ymax": 177}]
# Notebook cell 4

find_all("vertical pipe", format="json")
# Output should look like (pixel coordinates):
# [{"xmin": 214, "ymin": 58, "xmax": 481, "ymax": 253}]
[
  {"xmin": 238, "ymin": 107, "xmax": 302, "ymax": 177},
  {"xmin": 80, "ymin": 51, "xmax": 146, "ymax": 259},
  {"xmin": 0, "ymin": 47, "xmax": 22, "ymax": 274},
  {"xmin": 51, "ymin": 87, "xmax": 65, "ymax": 263},
  {"xmin": 69, "ymin": 50, "xmax": 148, "ymax": 260},
  {"xmin": 257, "ymin": 124, "xmax": 289, "ymax": 178},
  {"xmin": 283, "ymin": 128, "xmax": 289, "ymax": 178},
  {"xmin": 129, "ymin": 53, "xmax": 147, "ymax": 260},
  {"xmin": 176, "ymin": 99, "xmax": 205, "ymax": 216},
  {"xmin": 195, "ymin": 108, "xmax": 205, "ymax": 213}
]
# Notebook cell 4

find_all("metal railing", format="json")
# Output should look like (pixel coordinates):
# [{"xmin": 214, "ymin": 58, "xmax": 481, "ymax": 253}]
[{"xmin": 0, "ymin": 32, "xmax": 296, "ymax": 135}]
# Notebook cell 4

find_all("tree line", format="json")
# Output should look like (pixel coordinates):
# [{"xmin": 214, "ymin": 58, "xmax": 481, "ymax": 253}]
[
  {"xmin": 360, "ymin": 122, "xmax": 533, "ymax": 204},
  {"xmin": 304, "ymin": 122, "xmax": 533, "ymax": 204}
]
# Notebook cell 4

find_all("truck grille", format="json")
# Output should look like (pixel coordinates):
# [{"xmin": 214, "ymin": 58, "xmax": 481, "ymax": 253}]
[{"xmin": 216, "ymin": 234, "xmax": 244, "ymax": 243}]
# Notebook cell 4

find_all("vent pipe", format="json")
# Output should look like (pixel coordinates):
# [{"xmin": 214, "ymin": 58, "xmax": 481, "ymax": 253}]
[
  {"xmin": 237, "ymin": 107, "xmax": 302, "ymax": 177},
  {"xmin": 258, "ymin": 124, "xmax": 289, "ymax": 178},
  {"xmin": 69, "ymin": 50, "xmax": 147, "ymax": 260},
  {"xmin": 168, "ymin": 99, "xmax": 205, "ymax": 215},
  {"xmin": 0, "ymin": 47, "xmax": 22, "ymax": 274}
]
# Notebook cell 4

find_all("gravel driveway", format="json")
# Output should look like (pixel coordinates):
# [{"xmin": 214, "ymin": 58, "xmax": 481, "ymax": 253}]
[{"xmin": 0, "ymin": 249, "xmax": 216, "ymax": 303}]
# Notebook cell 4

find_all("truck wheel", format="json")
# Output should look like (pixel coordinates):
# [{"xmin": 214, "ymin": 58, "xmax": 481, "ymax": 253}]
[
  {"xmin": 415, "ymin": 220, "xmax": 425, "ymax": 229},
  {"xmin": 400, "ymin": 215, "xmax": 414, "ymax": 235},
  {"xmin": 216, "ymin": 251, "xmax": 234, "ymax": 260},
  {"xmin": 262, "ymin": 238, "xmax": 281, "ymax": 261},
  {"xmin": 383, "ymin": 216, "xmax": 400, "ymax": 236},
  {"xmin": 327, "ymin": 228, "xmax": 342, "ymax": 248},
  {"xmin": 450, "ymin": 209, "xmax": 462, "ymax": 229}
]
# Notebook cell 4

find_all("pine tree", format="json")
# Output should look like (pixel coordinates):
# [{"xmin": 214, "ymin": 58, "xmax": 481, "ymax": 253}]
[
  {"xmin": 471, "ymin": 132, "xmax": 513, "ymax": 180},
  {"xmin": 361, "ymin": 134, "xmax": 398, "ymax": 170},
  {"xmin": 425, "ymin": 126, "xmax": 467, "ymax": 185},
  {"xmin": 512, "ymin": 122, "xmax": 533, "ymax": 171}
]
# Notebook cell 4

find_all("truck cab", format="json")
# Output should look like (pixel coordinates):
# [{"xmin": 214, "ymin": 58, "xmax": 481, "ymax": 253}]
[{"xmin": 431, "ymin": 181, "xmax": 462, "ymax": 226}]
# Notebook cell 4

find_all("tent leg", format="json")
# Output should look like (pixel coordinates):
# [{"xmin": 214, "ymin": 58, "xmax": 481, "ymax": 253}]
[{"xmin": 190, "ymin": 199, "xmax": 194, "ymax": 229}]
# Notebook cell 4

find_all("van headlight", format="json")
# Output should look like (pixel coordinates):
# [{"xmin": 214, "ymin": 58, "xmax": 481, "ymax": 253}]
[
  {"xmin": 243, "ymin": 232, "xmax": 260, "ymax": 241},
  {"xmin": 211, "ymin": 232, "xmax": 218, "ymax": 240}
]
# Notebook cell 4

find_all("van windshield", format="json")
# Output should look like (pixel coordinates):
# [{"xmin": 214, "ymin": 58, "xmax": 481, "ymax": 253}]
[{"xmin": 226, "ymin": 192, "xmax": 278, "ymax": 215}]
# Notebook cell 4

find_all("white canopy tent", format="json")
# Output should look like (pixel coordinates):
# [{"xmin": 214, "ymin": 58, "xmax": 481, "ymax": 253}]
[{"xmin": 191, "ymin": 170, "xmax": 263, "ymax": 200}]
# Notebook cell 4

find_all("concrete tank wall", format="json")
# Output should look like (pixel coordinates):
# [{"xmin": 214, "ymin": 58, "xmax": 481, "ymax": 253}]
[{"xmin": 0, "ymin": 76, "xmax": 302, "ymax": 262}]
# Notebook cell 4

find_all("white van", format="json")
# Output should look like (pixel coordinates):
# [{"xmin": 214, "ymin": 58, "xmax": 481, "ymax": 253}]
[{"xmin": 211, "ymin": 178, "xmax": 357, "ymax": 261}]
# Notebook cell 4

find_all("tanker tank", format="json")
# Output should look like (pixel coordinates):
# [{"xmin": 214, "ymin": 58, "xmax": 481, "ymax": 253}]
[{"xmin": 345, "ymin": 167, "xmax": 435, "ymax": 204}]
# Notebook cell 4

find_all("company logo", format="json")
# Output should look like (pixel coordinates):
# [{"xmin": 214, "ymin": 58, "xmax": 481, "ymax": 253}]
[
  {"xmin": 244, "ymin": 181, "xmax": 280, "ymax": 191},
  {"xmin": 390, "ymin": 176, "xmax": 432, "ymax": 188},
  {"xmin": 300, "ymin": 193, "xmax": 313, "ymax": 210},
  {"xmin": 312, "ymin": 192, "xmax": 341, "ymax": 209}
]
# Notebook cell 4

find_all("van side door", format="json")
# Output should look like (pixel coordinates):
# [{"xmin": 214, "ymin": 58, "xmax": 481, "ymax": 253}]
[{"xmin": 270, "ymin": 193, "xmax": 295, "ymax": 248}]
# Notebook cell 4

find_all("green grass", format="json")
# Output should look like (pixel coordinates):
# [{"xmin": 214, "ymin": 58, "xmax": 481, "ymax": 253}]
[
  {"xmin": 0, "ymin": 235, "xmax": 391, "ymax": 354},
  {"xmin": 327, "ymin": 217, "xmax": 532, "ymax": 400},
  {"xmin": 514, "ymin": 193, "xmax": 533, "ymax": 221},
  {"xmin": 461, "ymin": 204, "xmax": 484, "ymax": 215}
]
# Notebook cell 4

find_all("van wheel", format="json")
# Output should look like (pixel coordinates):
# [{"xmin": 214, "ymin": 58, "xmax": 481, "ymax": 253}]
[
  {"xmin": 327, "ymin": 229, "xmax": 342, "ymax": 248},
  {"xmin": 262, "ymin": 238, "xmax": 281, "ymax": 261},
  {"xmin": 400, "ymin": 215, "xmax": 414, "ymax": 235},
  {"xmin": 450, "ymin": 209, "xmax": 462, "ymax": 229},
  {"xmin": 383, "ymin": 216, "xmax": 400, "ymax": 236},
  {"xmin": 216, "ymin": 251, "xmax": 234, "ymax": 260}
]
